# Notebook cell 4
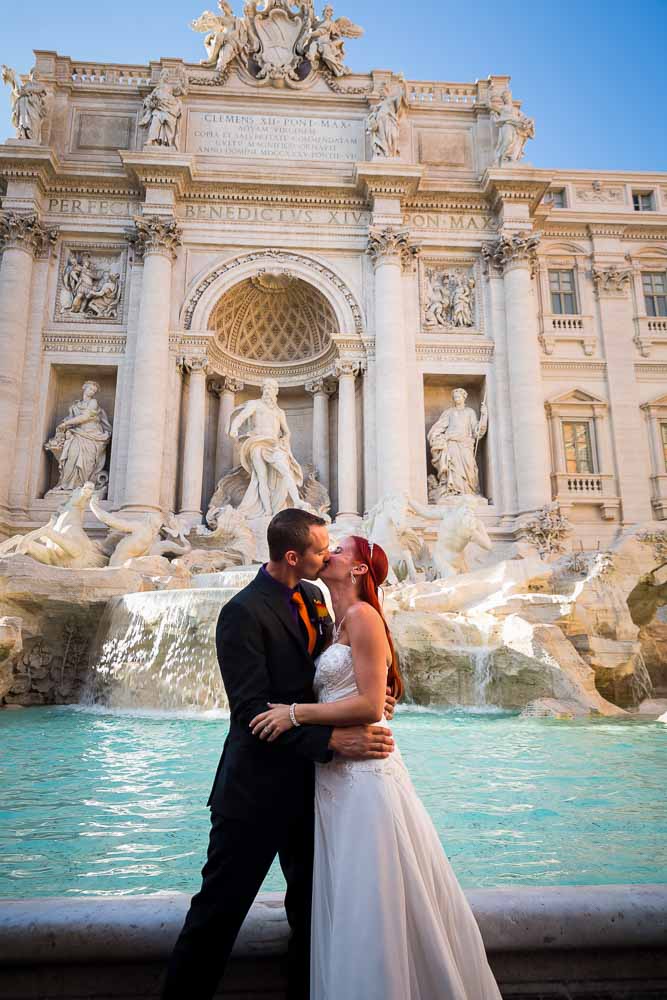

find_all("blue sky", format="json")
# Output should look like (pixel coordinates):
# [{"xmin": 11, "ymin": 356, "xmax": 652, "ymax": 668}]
[{"xmin": 1, "ymin": 0, "xmax": 665, "ymax": 171}]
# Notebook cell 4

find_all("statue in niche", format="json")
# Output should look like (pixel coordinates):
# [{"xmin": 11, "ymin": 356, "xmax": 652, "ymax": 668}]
[
  {"xmin": 60, "ymin": 252, "xmax": 121, "ymax": 319},
  {"xmin": 45, "ymin": 381, "xmax": 112, "ymax": 499},
  {"xmin": 191, "ymin": 1, "xmax": 248, "ymax": 73},
  {"xmin": 139, "ymin": 69, "xmax": 185, "ymax": 148},
  {"xmin": 491, "ymin": 89, "xmax": 535, "ymax": 165},
  {"xmin": 367, "ymin": 82, "xmax": 407, "ymax": 158},
  {"xmin": 227, "ymin": 378, "xmax": 306, "ymax": 518},
  {"xmin": 1, "ymin": 66, "xmax": 47, "ymax": 142},
  {"xmin": 427, "ymin": 388, "xmax": 487, "ymax": 499},
  {"xmin": 303, "ymin": 5, "xmax": 363, "ymax": 77},
  {"xmin": 424, "ymin": 269, "xmax": 476, "ymax": 329}
]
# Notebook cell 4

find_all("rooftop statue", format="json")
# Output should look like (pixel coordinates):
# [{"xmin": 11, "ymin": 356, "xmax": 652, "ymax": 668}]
[
  {"xmin": 490, "ymin": 88, "xmax": 535, "ymax": 165},
  {"xmin": 367, "ymin": 81, "xmax": 407, "ymax": 158},
  {"xmin": 139, "ymin": 69, "xmax": 186, "ymax": 149},
  {"xmin": 1, "ymin": 65, "xmax": 47, "ymax": 142},
  {"xmin": 191, "ymin": 0, "xmax": 362, "ymax": 86}
]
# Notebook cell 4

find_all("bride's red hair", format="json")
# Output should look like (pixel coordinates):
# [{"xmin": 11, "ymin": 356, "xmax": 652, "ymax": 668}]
[{"xmin": 349, "ymin": 536, "xmax": 403, "ymax": 702}]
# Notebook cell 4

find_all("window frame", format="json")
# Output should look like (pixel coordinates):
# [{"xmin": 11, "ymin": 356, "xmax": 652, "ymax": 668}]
[
  {"xmin": 633, "ymin": 191, "xmax": 655, "ymax": 212},
  {"xmin": 642, "ymin": 271, "xmax": 667, "ymax": 317},
  {"xmin": 548, "ymin": 268, "xmax": 579, "ymax": 315},
  {"xmin": 561, "ymin": 418, "xmax": 596, "ymax": 475}
]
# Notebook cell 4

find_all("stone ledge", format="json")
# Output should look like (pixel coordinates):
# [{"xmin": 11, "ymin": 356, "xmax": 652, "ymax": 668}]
[{"xmin": 0, "ymin": 886, "xmax": 666, "ymax": 999}]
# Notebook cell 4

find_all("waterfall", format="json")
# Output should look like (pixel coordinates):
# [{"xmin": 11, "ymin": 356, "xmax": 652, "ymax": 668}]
[
  {"xmin": 83, "ymin": 573, "xmax": 252, "ymax": 710},
  {"xmin": 472, "ymin": 648, "xmax": 494, "ymax": 705}
]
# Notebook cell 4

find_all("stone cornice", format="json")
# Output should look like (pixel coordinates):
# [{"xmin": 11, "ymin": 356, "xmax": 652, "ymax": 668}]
[
  {"xmin": 0, "ymin": 143, "xmax": 61, "ymax": 192},
  {"xmin": 129, "ymin": 215, "xmax": 182, "ymax": 260},
  {"xmin": 119, "ymin": 152, "xmax": 194, "ymax": 197},
  {"xmin": 415, "ymin": 339, "xmax": 494, "ymax": 362},
  {"xmin": 354, "ymin": 162, "xmax": 423, "ymax": 200},
  {"xmin": 481, "ymin": 167, "xmax": 551, "ymax": 213},
  {"xmin": 184, "ymin": 184, "xmax": 366, "ymax": 209},
  {"xmin": 0, "ymin": 212, "xmax": 58, "ymax": 256}
]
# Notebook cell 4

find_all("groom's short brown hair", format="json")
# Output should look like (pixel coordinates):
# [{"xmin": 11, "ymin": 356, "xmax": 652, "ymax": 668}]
[{"xmin": 268, "ymin": 508, "xmax": 327, "ymax": 561}]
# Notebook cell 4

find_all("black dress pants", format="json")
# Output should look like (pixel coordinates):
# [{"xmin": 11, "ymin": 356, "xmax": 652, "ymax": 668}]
[{"xmin": 161, "ymin": 806, "xmax": 315, "ymax": 1000}]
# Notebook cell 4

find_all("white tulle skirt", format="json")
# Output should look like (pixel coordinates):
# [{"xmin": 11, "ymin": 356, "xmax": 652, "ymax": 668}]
[{"xmin": 310, "ymin": 748, "xmax": 503, "ymax": 1000}]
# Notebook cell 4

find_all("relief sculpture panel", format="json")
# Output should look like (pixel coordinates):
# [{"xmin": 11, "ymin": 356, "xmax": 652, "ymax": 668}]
[
  {"xmin": 421, "ymin": 260, "xmax": 479, "ymax": 333},
  {"xmin": 54, "ymin": 244, "xmax": 127, "ymax": 324}
]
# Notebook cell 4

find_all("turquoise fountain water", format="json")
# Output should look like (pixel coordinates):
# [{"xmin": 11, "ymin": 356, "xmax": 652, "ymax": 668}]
[{"xmin": 1, "ymin": 704, "xmax": 665, "ymax": 898}]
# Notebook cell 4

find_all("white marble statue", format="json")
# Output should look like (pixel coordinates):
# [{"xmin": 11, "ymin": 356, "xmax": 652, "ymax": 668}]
[
  {"xmin": 1, "ymin": 66, "xmax": 47, "ymax": 142},
  {"xmin": 0, "ymin": 483, "xmax": 106, "ymax": 568},
  {"xmin": 228, "ymin": 378, "xmax": 305, "ymax": 518},
  {"xmin": 304, "ymin": 5, "xmax": 363, "ymax": 77},
  {"xmin": 363, "ymin": 492, "xmax": 426, "ymax": 585},
  {"xmin": 139, "ymin": 70, "xmax": 185, "ymax": 148},
  {"xmin": 411, "ymin": 496, "xmax": 493, "ymax": 579},
  {"xmin": 191, "ymin": 1, "xmax": 249, "ymax": 73},
  {"xmin": 367, "ymin": 83, "xmax": 407, "ymax": 158},
  {"xmin": 90, "ymin": 499, "xmax": 164, "ymax": 567},
  {"xmin": 428, "ymin": 388, "xmax": 487, "ymax": 498},
  {"xmin": 182, "ymin": 504, "xmax": 257, "ymax": 572},
  {"xmin": 45, "ymin": 382, "xmax": 112, "ymax": 498},
  {"xmin": 491, "ymin": 89, "xmax": 535, "ymax": 165}
]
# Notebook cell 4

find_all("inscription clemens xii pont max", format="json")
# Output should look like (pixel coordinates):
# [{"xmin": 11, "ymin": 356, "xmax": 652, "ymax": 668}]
[{"xmin": 188, "ymin": 112, "xmax": 365, "ymax": 161}]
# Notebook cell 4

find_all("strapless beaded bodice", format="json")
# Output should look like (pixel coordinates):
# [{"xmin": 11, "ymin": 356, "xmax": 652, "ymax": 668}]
[{"xmin": 313, "ymin": 643, "xmax": 360, "ymax": 705}]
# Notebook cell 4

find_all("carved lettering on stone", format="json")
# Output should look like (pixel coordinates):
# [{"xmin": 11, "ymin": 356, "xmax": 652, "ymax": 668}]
[{"xmin": 55, "ymin": 245, "xmax": 126, "ymax": 323}]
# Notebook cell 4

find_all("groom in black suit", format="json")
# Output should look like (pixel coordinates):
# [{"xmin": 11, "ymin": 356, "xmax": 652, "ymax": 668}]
[{"xmin": 162, "ymin": 507, "xmax": 396, "ymax": 1000}]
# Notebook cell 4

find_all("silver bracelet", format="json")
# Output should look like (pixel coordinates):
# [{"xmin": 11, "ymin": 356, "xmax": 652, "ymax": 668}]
[{"xmin": 289, "ymin": 703, "xmax": 301, "ymax": 728}]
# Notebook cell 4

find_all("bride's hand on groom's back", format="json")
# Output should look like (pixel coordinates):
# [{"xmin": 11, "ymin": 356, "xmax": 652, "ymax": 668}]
[
  {"xmin": 328, "ymin": 725, "xmax": 394, "ymax": 760},
  {"xmin": 384, "ymin": 686, "xmax": 397, "ymax": 721}
]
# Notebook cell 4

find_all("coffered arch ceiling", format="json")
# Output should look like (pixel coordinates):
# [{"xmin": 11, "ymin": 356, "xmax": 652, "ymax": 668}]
[{"xmin": 208, "ymin": 271, "xmax": 337, "ymax": 364}]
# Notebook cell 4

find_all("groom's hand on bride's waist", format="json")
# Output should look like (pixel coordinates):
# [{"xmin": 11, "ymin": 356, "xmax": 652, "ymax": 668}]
[{"xmin": 328, "ymin": 726, "xmax": 395, "ymax": 760}]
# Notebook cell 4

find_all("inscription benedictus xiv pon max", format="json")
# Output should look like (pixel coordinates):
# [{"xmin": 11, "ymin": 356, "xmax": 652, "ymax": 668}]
[{"xmin": 187, "ymin": 112, "xmax": 365, "ymax": 161}]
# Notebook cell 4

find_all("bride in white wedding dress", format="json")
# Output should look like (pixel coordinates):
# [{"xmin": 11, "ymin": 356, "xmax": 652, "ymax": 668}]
[{"xmin": 250, "ymin": 535, "xmax": 502, "ymax": 1000}]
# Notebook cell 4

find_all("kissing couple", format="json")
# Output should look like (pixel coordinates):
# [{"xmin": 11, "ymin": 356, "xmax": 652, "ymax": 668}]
[{"xmin": 162, "ymin": 508, "xmax": 501, "ymax": 999}]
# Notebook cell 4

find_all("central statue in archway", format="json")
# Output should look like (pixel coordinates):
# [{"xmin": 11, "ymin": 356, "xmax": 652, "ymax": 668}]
[{"xmin": 228, "ymin": 378, "xmax": 305, "ymax": 517}]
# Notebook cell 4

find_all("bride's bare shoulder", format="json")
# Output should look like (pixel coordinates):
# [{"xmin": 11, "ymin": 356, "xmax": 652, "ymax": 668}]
[{"xmin": 347, "ymin": 602, "xmax": 383, "ymax": 630}]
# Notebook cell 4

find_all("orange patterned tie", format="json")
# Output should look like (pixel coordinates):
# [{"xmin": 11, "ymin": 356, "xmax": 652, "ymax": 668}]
[{"xmin": 291, "ymin": 591, "xmax": 317, "ymax": 655}]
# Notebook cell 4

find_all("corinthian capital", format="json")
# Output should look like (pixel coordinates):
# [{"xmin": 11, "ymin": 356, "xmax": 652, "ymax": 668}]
[
  {"xmin": 481, "ymin": 230, "xmax": 540, "ymax": 276},
  {"xmin": 592, "ymin": 266, "xmax": 632, "ymax": 298},
  {"xmin": 0, "ymin": 212, "xmax": 57, "ymax": 256},
  {"xmin": 129, "ymin": 215, "xmax": 182, "ymax": 260},
  {"xmin": 305, "ymin": 378, "xmax": 335, "ymax": 396},
  {"xmin": 178, "ymin": 355, "xmax": 209, "ymax": 375},
  {"xmin": 333, "ymin": 359, "xmax": 362, "ymax": 379},
  {"xmin": 367, "ymin": 226, "xmax": 419, "ymax": 272}
]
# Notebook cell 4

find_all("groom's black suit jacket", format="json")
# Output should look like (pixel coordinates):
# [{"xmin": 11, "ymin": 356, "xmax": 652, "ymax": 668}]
[{"xmin": 208, "ymin": 568, "xmax": 334, "ymax": 821}]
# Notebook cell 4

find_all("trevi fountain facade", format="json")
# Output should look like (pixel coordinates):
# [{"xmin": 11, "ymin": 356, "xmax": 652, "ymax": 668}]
[{"xmin": 0, "ymin": 1, "xmax": 666, "ymax": 725}]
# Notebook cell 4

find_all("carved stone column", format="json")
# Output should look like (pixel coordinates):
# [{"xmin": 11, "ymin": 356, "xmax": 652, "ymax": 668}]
[
  {"xmin": 367, "ymin": 227, "xmax": 418, "ymax": 499},
  {"xmin": 592, "ymin": 260, "xmax": 652, "ymax": 522},
  {"xmin": 179, "ymin": 357, "xmax": 209, "ymax": 523},
  {"xmin": 0, "ymin": 213, "xmax": 56, "ymax": 509},
  {"xmin": 482, "ymin": 232, "xmax": 550, "ymax": 513},
  {"xmin": 122, "ymin": 216, "xmax": 181, "ymax": 512},
  {"xmin": 305, "ymin": 378, "xmax": 334, "ymax": 492},
  {"xmin": 334, "ymin": 360, "xmax": 361, "ymax": 521},
  {"xmin": 211, "ymin": 377, "xmax": 244, "ymax": 484}
]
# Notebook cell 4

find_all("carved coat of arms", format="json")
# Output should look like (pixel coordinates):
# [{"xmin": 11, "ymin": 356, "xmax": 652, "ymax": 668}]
[{"xmin": 191, "ymin": 0, "xmax": 363, "ymax": 87}]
